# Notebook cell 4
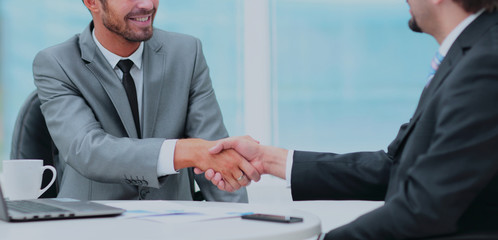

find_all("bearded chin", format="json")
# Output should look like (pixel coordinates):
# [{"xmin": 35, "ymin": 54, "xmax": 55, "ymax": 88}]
[
  {"xmin": 103, "ymin": 19, "xmax": 154, "ymax": 42},
  {"xmin": 409, "ymin": 17, "xmax": 423, "ymax": 33},
  {"xmin": 123, "ymin": 27, "xmax": 153, "ymax": 42}
]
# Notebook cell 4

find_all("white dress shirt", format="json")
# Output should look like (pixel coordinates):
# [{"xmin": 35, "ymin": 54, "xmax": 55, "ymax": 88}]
[
  {"xmin": 285, "ymin": 9, "xmax": 485, "ymax": 188},
  {"xmin": 439, "ymin": 9, "xmax": 484, "ymax": 56},
  {"xmin": 92, "ymin": 30, "xmax": 178, "ymax": 177}
]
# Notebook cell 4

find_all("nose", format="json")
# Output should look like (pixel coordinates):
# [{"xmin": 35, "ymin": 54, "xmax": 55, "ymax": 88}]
[{"xmin": 136, "ymin": 0, "xmax": 155, "ymax": 10}]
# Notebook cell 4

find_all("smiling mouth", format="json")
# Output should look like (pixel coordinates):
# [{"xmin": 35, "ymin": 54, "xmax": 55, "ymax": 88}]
[{"xmin": 130, "ymin": 16, "xmax": 150, "ymax": 22}]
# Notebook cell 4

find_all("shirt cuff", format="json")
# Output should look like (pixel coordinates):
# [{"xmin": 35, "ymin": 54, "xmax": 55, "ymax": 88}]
[
  {"xmin": 285, "ymin": 150, "xmax": 294, "ymax": 188},
  {"xmin": 157, "ymin": 139, "xmax": 179, "ymax": 177}
]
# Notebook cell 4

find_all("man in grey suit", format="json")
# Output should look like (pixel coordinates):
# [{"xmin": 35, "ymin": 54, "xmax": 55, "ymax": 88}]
[
  {"xmin": 202, "ymin": 0, "xmax": 498, "ymax": 239},
  {"xmin": 32, "ymin": 0, "xmax": 258, "ymax": 201}
]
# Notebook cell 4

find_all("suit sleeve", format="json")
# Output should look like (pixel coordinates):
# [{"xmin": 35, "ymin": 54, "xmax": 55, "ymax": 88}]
[
  {"xmin": 184, "ymin": 38, "xmax": 248, "ymax": 202},
  {"xmin": 292, "ymin": 150, "xmax": 392, "ymax": 201},
  {"xmin": 323, "ymin": 52, "xmax": 498, "ymax": 239}
]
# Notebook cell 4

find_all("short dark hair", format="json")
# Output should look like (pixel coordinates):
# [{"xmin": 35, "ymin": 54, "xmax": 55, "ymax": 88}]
[{"xmin": 453, "ymin": 0, "xmax": 498, "ymax": 13}]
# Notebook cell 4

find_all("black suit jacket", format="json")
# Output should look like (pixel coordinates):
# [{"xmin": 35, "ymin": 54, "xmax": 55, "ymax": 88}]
[{"xmin": 291, "ymin": 11, "xmax": 498, "ymax": 240}]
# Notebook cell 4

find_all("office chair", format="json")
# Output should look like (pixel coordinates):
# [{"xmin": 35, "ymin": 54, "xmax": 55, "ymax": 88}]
[
  {"xmin": 10, "ymin": 91, "xmax": 204, "ymax": 201},
  {"xmin": 10, "ymin": 90, "xmax": 59, "ymax": 198}
]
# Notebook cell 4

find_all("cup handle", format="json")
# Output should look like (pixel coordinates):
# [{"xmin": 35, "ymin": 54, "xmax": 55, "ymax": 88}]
[{"xmin": 39, "ymin": 166, "xmax": 57, "ymax": 198}]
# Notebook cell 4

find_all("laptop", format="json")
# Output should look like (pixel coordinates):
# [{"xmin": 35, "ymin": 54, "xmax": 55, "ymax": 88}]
[{"xmin": 0, "ymin": 183, "xmax": 125, "ymax": 222}]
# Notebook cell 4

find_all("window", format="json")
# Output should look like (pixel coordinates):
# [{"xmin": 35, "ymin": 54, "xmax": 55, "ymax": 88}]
[
  {"xmin": 271, "ymin": 0, "xmax": 437, "ymax": 153},
  {"xmin": 1, "ymin": 1, "xmax": 438, "ymax": 203}
]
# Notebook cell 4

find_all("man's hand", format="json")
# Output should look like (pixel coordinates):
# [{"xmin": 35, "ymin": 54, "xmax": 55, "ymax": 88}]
[
  {"xmin": 195, "ymin": 135, "xmax": 288, "ymax": 192},
  {"xmin": 194, "ymin": 136, "xmax": 263, "ymax": 192},
  {"xmin": 174, "ymin": 138, "xmax": 260, "ymax": 191},
  {"xmin": 210, "ymin": 135, "xmax": 265, "ymax": 173}
]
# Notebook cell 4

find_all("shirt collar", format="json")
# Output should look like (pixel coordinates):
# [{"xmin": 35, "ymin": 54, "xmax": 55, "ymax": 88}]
[
  {"xmin": 92, "ymin": 29, "xmax": 144, "ymax": 70},
  {"xmin": 438, "ymin": 9, "xmax": 485, "ymax": 56}
]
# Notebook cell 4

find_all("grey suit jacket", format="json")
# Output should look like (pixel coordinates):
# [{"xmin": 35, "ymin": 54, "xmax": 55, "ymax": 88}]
[
  {"xmin": 33, "ymin": 22, "xmax": 247, "ymax": 202},
  {"xmin": 291, "ymin": 11, "xmax": 498, "ymax": 239}
]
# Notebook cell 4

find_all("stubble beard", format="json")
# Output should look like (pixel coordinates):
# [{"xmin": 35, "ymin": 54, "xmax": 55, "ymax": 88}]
[
  {"xmin": 409, "ymin": 17, "xmax": 423, "ymax": 33},
  {"xmin": 101, "ymin": 7, "xmax": 155, "ymax": 42}
]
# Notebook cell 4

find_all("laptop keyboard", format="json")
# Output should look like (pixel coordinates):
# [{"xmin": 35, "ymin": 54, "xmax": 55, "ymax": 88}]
[{"xmin": 7, "ymin": 200, "xmax": 69, "ymax": 213}]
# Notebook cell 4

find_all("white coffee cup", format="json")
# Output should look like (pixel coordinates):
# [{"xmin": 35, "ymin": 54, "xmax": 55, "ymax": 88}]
[{"xmin": 0, "ymin": 159, "xmax": 57, "ymax": 200}]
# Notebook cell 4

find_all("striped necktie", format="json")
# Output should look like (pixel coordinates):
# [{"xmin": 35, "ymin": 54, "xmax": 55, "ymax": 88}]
[{"xmin": 425, "ymin": 51, "xmax": 444, "ymax": 88}]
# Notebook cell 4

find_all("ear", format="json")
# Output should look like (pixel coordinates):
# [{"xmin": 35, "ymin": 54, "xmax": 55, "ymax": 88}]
[{"xmin": 83, "ymin": 0, "xmax": 100, "ymax": 13}]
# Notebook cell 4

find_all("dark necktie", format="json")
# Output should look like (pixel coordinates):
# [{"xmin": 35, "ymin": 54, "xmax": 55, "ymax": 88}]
[{"xmin": 117, "ymin": 59, "xmax": 141, "ymax": 138}]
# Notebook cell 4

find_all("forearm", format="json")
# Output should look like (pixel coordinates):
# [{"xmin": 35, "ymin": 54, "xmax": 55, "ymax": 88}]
[{"xmin": 291, "ymin": 150, "xmax": 391, "ymax": 200}]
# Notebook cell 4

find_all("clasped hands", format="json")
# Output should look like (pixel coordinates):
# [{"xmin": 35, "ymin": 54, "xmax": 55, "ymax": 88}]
[
  {"xmin": 176, "ymin": 136, "xmax": 286, "ymax": 192},
  {"xmin": 189, "ymin": 136, "xmax": 287, "ymax": 192}
]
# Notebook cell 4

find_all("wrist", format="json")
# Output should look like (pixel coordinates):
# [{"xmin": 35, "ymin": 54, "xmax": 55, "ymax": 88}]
[
  {"xmin": 174, "ymin": 138, "xmax": 213, "ymax": 170},
  {"xmin": 259, "ymin": 145, "xmax": 288, "ymax": 179}
]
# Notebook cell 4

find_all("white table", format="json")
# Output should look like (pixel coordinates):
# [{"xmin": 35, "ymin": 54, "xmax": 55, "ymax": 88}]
[
  {"xmin": 0, "ymin": 200, "xmax": 322, "ymax": 240},
  {"xmin": 284, "ymin": 200, "xmax": 384, "ymax": 233}
]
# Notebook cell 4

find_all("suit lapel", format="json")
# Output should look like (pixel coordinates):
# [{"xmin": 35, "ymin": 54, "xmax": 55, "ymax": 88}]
[
  {"xmin": 412, "ymin": 43, "xmax": 462, "ymax": 118},
  {"xmin": 79, "ymin": 23, "xmax": 140, "ymax": 138},
  {"xmin": 142, "ymin": 35, "xmax": 166, "ymax": 138},
  {"xmin": 390, "ymin": 42, "xmax": 463, "ymax": 157},
  {"xmin": 391, "ymin": 11, "xmax": 498, "ymax": 157}
]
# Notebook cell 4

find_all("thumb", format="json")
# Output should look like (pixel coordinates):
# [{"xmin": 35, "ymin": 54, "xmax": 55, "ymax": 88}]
[
  {"xmin": 208, "ymin": 142, "xmax": 224, "ymax": 154},
  {"xmin": 245, "ymin": 135, "xmax": 260, "ymax": 144}
]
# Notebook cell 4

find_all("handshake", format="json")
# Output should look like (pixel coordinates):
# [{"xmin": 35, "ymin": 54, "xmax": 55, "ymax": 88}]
[{"xmin": 175, "ymin": 136, "xmax": 288, "ymax": 192}]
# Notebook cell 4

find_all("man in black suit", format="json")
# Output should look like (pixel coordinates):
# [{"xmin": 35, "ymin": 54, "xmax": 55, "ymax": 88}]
[{"xmin": 199, "ymin": 0, "xmax": 498, "ymax": 239}]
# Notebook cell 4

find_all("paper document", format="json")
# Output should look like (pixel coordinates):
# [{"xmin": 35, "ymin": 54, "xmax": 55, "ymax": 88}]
[{"xmin": 103, "ymin": 201, "xmax": 253, "ymax": 224}]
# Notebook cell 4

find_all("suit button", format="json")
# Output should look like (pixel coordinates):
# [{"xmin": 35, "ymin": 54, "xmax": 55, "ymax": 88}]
[{"xmin": 139, "ymin": 189, "xmax": 149, "ymax": 199}]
